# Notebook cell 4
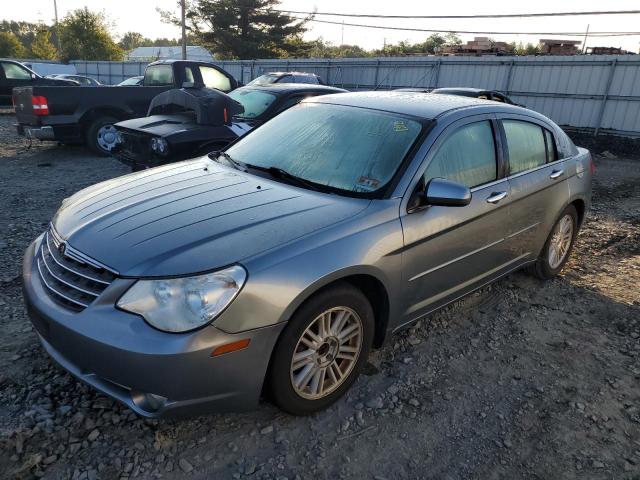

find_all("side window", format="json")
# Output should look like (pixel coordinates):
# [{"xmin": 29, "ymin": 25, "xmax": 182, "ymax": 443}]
[
  {"xmin": 199, "ymin": 66, "xmax": 231, "ymax": 92},
  {"xmin": 278, "ymin": 75, "xmax": 294, "ymax": 83},
  {"xmin": 184, "ymin": 66, "xmax": 195, "ymax": 83},
  {"xmin": 424, "ymin": 121, "xmax": 497, "ymax": 189},
  {"xmin": 144, "ymin": 65, "xmax": 174, "ymax": 86},
  {"xmin": 296, "ymin": 75, "xmax": 317, "ymax": 84},
  {"xmin": 3, "ymin": 63, "xmax": 32, "ymax": 80},
  {"xmin": 544, "ymin": 129, "xmax": 557, "ymax": 162},
  {"xmin": 503, "ymin": 120, "xmax": 547, "ymax": 175}
]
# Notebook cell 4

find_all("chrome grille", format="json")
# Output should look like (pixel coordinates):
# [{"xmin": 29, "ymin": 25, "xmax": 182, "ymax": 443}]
[{"xmin": 36, "ymin": 228, "xmax": 116, "ymax": 312}]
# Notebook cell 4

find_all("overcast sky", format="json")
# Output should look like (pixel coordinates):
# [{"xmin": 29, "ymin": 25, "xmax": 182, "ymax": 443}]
[{"xmin": 7, "ymin": 0, "xmax": 640, "ymax": 53}]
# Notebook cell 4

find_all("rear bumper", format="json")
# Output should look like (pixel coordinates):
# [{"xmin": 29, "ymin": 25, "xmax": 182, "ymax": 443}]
[
  {"xmin": 16, "ymin": 123, "xmax": 82, "ymax": 144},
  {"xmin": 20, "ymin": 125, "xmax": 55, "ymax": 140},
  {"xmin": 22, "ymin": 238, "xmax": 285, "ymax": 417}
]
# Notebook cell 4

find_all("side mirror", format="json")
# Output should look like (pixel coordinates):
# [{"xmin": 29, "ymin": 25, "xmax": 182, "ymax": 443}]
[
  {"xmin": 31, "ymin": 73, "xmax": 37, "ymax": 80},
  {"xmin": 424, "ymin": 178, "xmax": 471, "ymax": 207}
]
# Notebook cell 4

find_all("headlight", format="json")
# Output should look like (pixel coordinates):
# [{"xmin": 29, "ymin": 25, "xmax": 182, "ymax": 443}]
[
  {"xmin": 117, "ymin": 265, "xmax": 247, "ymax": 333},
  {"xmin": 150, "ymin": 137, "xmax": 168, "ymax": 155}
]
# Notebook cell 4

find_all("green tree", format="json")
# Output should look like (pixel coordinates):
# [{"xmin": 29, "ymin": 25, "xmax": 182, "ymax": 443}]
[
  {"xmin": 58, "ymin": 8, "xmax": 123, "ymax": 61},
  {"xmin": 161, "ymin": 0, "xmax": 309, "ymax": 59},
  {"xmin": 0, "ymin": 31, "xmax": 27, "ymax": 57},
  {"xmin": 118, "ymin": 31, "xmax": 150, "ymax": 51},
  {"xmin": 31, "ymin": 27, "xmax": 58, "ymax": 59}
]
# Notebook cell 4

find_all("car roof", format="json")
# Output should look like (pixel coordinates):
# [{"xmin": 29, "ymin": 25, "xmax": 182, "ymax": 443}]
[
  {"xmin": 236, "ymin": 84, "xmax": 345, "ymax": 95},
  {"xmin": 308, "ymin": 90, "xmax": 527, "ymax": 120}
]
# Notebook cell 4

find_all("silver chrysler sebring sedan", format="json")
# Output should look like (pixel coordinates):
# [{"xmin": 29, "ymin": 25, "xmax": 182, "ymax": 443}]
[{"xmin": 23, "ymin": 91, "xmax": 593, "ymax": 417}]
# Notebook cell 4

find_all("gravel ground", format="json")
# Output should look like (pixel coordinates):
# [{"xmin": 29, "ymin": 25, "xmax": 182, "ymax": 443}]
[{"xmin": 0, "ymin": 114, "xmax": 638, "ymax": 480}]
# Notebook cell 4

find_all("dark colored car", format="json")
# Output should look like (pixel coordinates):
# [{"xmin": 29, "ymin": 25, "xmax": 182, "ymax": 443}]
[
  {"xmin": 432, "ymin": 87, "xmax": 519, "ymax": 105},
  {"xmin": 117, "ymin": 76, "xmax": 144, "ymax": 86},
  {"xmin": 247, "ymin": 72, "xmax": 325, "ymax": 86},
  {"xmin": 112, "ymin": 83, "xmax": 345, "ymax": 170},
  {"xmin": 396, "ymin": 87, "xmax": 519, "ymax": 105},
  {"xmin": 0, "ymin": 59, "xmax": 76, "ymax": 105},
  {"xmin": 47, "ymin": 74, "xmax": 102, "ymax": 86},
  {"xmin": 22, "ymin": 92, "xmax": 592, "ymax": 417},
  {"xmin": 12, "ymin": 60, "xmax": 238, "ymax": 155}
]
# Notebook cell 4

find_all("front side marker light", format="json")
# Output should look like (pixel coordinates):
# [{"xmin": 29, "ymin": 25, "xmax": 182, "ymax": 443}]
[{"xmin": 211, "ymin": 339, "xmax": 251, "ymax": 357}]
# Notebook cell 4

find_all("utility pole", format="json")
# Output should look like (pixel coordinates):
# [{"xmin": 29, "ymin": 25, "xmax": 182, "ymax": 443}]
[
  {"xmin": 181, "ymin": 0, "xmax": 187, "ymax": 60},
  {"xmin": 341, "ymin": 20, "xmax": 344, "ymax": 45},
  {"xmin": 53, "ymin": 0, "xmax": 62, "ymax": 57},
  {"xmin": 582, "ymin": 24, "xmax": 590, "ymax": 54}
]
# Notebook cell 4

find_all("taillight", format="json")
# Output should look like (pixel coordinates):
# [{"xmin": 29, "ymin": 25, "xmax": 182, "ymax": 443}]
[{"xmin": 32, "ymin": 96, "xmax": 49, "ymax": 116}]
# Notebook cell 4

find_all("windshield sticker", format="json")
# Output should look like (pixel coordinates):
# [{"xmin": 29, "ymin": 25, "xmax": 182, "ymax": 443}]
[
  {"xmin": 356, "ymin": 176, "xmax": 380, "ymax": 191},
  {"xmin": 393, "ymin": 121, "xmax": 409, "ymax": 132}
]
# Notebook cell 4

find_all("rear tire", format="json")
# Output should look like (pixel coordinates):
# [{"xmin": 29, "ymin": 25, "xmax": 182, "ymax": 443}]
[
  {"xmin": 85, "ymin": 116, "xmax": 119, "ymax": 156},
  {"xmin": 529, "ymin": 204, "xmax": 578, "ymax": 280},
  {"xmin": 268, "ymin": 283, "xmax": 374, "ymax": 416}
]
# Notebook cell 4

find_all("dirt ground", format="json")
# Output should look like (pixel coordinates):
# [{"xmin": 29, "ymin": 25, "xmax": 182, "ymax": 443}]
[{"xmin": 0, "ymin": 113, "xmax": 638, "ymax": 480}]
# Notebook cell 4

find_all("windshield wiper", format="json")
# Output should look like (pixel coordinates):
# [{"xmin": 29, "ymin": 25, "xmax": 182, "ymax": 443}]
[
  {"xmin": 209, "ymin": 150, "xmax": 246, "ymax": 171},
  {"xmin": 265, "ymin": 167, "xmax": 321, "ymax": 192}
]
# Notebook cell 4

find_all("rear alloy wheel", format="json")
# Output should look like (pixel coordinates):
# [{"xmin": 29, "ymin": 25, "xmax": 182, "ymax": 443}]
[
  {"xmin": 86, "ymin": 116, "xmax": 119, "ymax": 156},
  {"xmin": 269, "ymin": 283, "xmax": 374, "ymax": 415},
  {"xmin": 529, "ymin": 204, "xmax": 578, "ymax": 280}
]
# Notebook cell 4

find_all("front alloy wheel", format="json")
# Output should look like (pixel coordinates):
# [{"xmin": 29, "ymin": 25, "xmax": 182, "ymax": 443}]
[
  {"xmin": 290, "ymin": 307, "xmax": 363, "ymax": 400},
  {"xmin": 269, "ymin": 283, "xmax": 374, "ymax": 415}
]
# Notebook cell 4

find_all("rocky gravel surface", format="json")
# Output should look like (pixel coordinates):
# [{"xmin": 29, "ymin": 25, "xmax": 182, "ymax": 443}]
[{"xmin": 0, "ymin": 114, "xmax": 638, "ymax": 479}]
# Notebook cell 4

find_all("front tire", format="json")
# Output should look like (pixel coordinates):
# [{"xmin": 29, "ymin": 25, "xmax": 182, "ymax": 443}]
[
  {"xmin": 529, "ymin": 204, "xmax": 578, "ymax": 280},
  {"xmin": 85, "ymin": 116, "xmax": 119, "ymax": 156},
  {"xmin": 269, "ymin": 283, "xmax": 374, "ymax": 415}
]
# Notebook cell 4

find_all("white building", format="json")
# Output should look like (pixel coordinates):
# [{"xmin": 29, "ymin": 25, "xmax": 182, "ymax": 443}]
[{"xmin": 125, "ymin": 46, "xmax": 214, "ymax": 62}]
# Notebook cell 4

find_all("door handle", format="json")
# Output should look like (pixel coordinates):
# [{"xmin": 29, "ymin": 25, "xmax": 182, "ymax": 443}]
[
  {"xmin": 486, "ymin": 191, "xmax": 508, "ymax": 204},
  {"xmin": 549, "ymin": 169, "xmax": 564, "ymax": 179}
]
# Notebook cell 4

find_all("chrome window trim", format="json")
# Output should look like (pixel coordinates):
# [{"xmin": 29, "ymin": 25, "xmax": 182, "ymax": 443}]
[{"xmin": 505, "ymin": 157, "xmax": 565, "ymax": 181}]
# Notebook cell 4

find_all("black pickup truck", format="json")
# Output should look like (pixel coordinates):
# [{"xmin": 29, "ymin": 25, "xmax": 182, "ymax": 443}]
[{"xmin": 13, "ymin": 60, "xmax": 238, "ymax": 155}]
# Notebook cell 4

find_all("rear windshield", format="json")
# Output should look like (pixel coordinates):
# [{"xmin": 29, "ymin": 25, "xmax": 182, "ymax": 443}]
[
  {"xmin": 144, "ymin": 65, "xmax": 174, "ymax": 86},
  {"xmin": 247, "ymin": 74, "xmax": 279, "ymax": 86},
  {"xmin": 228, "ymin": 89, "xmax": 277, "ymax": 118},
  {"xmin": 227, "ymin": 102, "xmax": 423, "ymax": 195}
]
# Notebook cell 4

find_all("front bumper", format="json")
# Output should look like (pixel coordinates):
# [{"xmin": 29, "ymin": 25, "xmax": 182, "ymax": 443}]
[{"xmin": 22, "ymin": 238, "xmax": 285, "ymax": 417}]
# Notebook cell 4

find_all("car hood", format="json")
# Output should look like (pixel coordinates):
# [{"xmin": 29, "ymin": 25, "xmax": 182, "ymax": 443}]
[
  {"xmin": 116, "ymin": 114, "xmax": 253, "ymax": 139},
  {"xmin": 52, "ymin": 158, "xmax": 369, "ymax": 277}
]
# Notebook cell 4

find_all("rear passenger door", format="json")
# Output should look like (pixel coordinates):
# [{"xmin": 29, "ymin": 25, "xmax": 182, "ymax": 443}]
[
  {"xmin": 499, "ymin": 115, "xmax": 570, "ymax": 260},
  {"xmin": 400, "ymin": 116, "xmax": 513, "ymax": 322}
]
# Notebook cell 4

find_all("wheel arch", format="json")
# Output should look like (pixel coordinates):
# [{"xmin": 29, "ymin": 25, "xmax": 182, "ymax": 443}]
[
  {"xmin": 280, "ymin": 268, "xmax": 392, "ymax": 349},
  {"xmin": 79, "ymin": 107, "xmax": 131, "ymax": 132}
]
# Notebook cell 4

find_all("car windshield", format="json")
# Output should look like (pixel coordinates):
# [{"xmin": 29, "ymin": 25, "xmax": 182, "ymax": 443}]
[
  {"xmin": 228, "ymin": 89, "xmax": 277, "ymax": 118},
  {"xmin": 226, "ymin": 102, "xmax": 423, "ymax": 195},
  {"xmin": 119, "ymin": 77, "xmax": 141, "ymax": 86},
  {"xmin": 247, "ymin": 74, "xmax": 279, "ymax": 86}
]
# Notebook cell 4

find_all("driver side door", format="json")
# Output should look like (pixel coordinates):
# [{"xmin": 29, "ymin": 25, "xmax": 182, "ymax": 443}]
[{"xmin": 399, "ymin": 116, "xmax": 514, "ymax": 325}]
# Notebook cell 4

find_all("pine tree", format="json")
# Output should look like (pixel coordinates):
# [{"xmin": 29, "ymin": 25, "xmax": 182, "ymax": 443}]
[
  {"xmin": 177, "ymin": 0, "xmax": 308, "ymax": 59},
  {"xmin": 31, "ymin": 28, "xmax": 58, "ymax": 60}
]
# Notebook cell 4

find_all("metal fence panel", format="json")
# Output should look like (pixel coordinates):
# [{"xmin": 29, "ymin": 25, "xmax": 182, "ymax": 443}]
[{"xmin": 72, "ymin": 55, "xmax": 640, "ymax": 136}]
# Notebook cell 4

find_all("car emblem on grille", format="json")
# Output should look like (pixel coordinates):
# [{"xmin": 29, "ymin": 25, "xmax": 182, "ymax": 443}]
[{"xmin": 58, "ymin": 242, "xmax": 67, "ymax": 256}]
